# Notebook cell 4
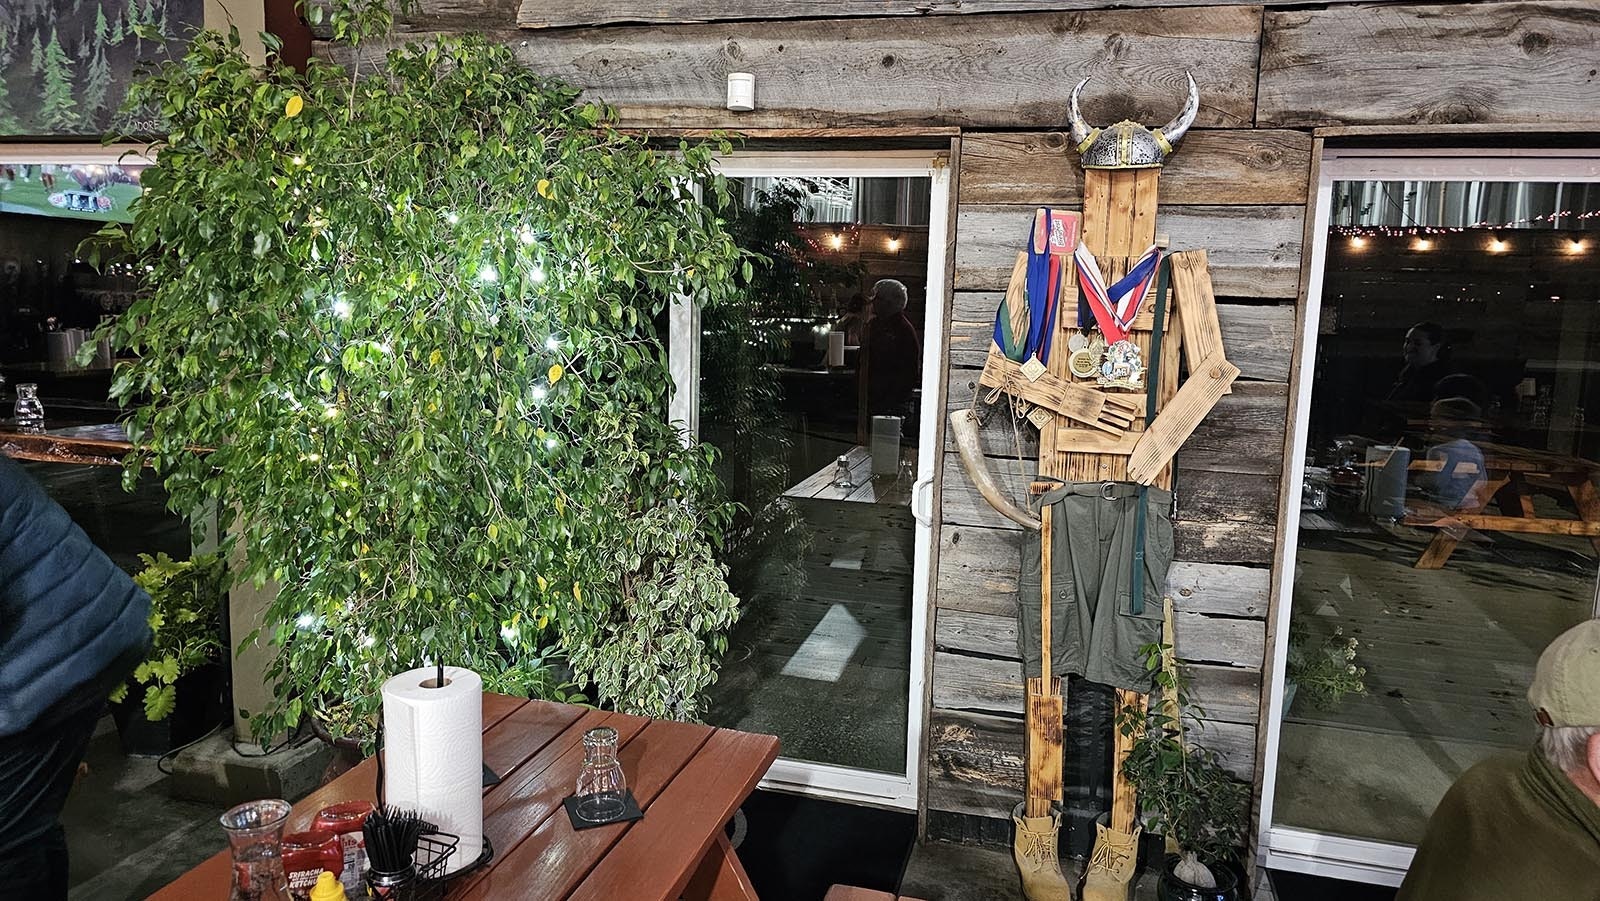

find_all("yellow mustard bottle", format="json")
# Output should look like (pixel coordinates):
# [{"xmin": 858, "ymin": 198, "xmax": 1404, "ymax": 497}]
[{"xmin": 308, "ymin": 870, "xmax": 345, "ymax": 901}]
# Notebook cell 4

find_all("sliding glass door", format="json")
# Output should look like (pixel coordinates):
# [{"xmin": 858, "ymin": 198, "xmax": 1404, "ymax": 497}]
[
  {"xmin": 672, "ymin": 152, "xmax": 950, "ymax": 807},
  {"xmin": 1259, "ymin": 150, "xmax": 1600, "ymax": 883}
]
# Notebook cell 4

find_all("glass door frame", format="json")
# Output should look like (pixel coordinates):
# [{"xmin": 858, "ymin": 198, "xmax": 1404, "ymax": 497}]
[
  {"xmin": 669, "ymin": 150, "xmax": 952, "ymax": 810},
  {"xmin": 1257, "ymin": 147, "xmax": 1600, "ymax": 884}
]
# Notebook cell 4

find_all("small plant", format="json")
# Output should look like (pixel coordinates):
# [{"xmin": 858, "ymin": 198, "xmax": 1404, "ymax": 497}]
[
  {"xmin": 1286, "ymin": 618, "xmax": 1367, "ymax": 710},
  {"xmin": 110, "ymin": 552, "xmax": 228, "ymax": 721},
  {"xmin": 1116, "ymin": 643, "xmax": 1250, "ymax": 888}
]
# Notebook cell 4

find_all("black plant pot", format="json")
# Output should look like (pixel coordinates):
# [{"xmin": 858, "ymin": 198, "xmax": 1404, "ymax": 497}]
[
  {"xmin": 109, "ymin": 663, "xmax": 229, "ymax": 757},
  {"xmin": 1155, "ymin": 854, "xmax": 1240, "ymax": 901}
]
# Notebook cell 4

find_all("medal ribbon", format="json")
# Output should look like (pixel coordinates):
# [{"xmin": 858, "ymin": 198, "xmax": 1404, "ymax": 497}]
[
  {"xmin": 1074, "ymin": 242, "xmax": 1161, "ymax": 344},
  {"xmin": 1022, "ymin": 213, "xmax": 1061, "ymax": 364}
]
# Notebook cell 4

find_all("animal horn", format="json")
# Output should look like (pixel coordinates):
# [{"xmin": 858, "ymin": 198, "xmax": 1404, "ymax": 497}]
[
  {"xmin": 949, "ymin": 410, "xmax": 1041, "ymax": 532},
  {"xmin": 1158, "ymin": 71, "xmax": 1200, "ymax": 147},
  {"xmin": 1067, "ymin": 77, "xmax": 1094, "ymax": 150}
]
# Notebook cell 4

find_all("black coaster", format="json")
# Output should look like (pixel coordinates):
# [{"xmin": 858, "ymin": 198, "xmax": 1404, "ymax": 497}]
[
  {"xmin": 482, "ymin": 763, "xmax": 502, "ymax": 787},
  {"xmin": 563, "ymin": 790, "xmax": 644, "ymax": 830}
]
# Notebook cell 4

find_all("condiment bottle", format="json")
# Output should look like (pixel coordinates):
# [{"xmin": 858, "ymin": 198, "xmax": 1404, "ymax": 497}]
[
  {"xmin": 312, "ymin": 801, "xmax": 375, "ymax": 894},
  {"xmin": 308, "ymin": 871, "xmax": 345, "ymax": 901},
  {"xmin": 281, "ymin": 831, "xmax": 343, "ymax": 900}
]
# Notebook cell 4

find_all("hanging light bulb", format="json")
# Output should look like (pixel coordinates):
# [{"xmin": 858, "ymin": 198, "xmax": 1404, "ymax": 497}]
[
  {"xmin": 829, "ymin": 234, "xmax": 843, "ymax": 250},
  {"xmin": 1413, "ymin": 237, "xmax": 1433, "ymax": 251},
  {"xmin": 1348, "ymin": 236, "xmax": 1367, "ymax": 250},
  {"xmin": 1568, "ymin": 239, "xmax": 1587, "ymax": 254},
  {"xmin": 1488, "ymin": 235, "xmax": 1508, "ymax": 253}
]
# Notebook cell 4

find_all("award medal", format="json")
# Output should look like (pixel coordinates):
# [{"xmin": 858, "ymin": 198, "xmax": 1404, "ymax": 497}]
[
  {"xmin": 1073, "ymin": 242, "xmax": 1161, "ymax": 389},
  {"xmin": 1067, "ymin": 330, "xmax": 1104, "ymax": 380}
]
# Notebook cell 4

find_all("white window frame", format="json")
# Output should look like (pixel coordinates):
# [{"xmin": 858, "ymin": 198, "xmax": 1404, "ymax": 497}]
[
  {"xmin": 670, "ymin": 150, "xmax": 951, "ymax": 810},
  {"xmin": 1258, "ymin": 147, "xmax": 1600, "ymax": 884}
]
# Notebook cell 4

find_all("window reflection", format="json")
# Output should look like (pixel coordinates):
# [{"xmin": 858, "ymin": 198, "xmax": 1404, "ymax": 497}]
[
  {"xmin": 1277, "ymin": 179, "xmax": 1600, "ymax": 844},
  {"xmin": 701, "ymin": 176, "xmax": 931, "ymax": 774}
]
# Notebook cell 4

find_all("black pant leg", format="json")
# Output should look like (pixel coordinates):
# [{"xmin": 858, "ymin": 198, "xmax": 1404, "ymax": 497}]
[{"xmin": 0, "ymin": 703, "xmax": 102, "ymax": 900}]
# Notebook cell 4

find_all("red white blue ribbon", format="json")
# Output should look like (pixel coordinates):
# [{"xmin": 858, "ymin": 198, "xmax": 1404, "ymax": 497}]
[{"xmin": 1074, "ymin": 242, "xmax": 1161, "ymax": 344}]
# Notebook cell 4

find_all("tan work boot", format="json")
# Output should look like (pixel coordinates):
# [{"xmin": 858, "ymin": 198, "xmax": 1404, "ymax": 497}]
[
  {"xmin": 1011, "ymin": 801, "xmax": 1074, "ymax": 901},
  {"xmin": 1080, "ymin": 818, "xmax": 1139, "ymax": 901}
]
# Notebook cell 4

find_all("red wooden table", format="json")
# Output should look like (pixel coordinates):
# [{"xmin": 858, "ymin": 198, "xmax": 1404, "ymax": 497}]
[{"xmin": 149, "ymin": 695, "xmax": 780, "ymax": 900}]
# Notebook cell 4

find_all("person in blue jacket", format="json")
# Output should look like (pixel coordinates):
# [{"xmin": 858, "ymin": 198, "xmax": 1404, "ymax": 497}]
[{"xmin": 0, "ymin": 455, "xmax": 151, "ymax": 898}]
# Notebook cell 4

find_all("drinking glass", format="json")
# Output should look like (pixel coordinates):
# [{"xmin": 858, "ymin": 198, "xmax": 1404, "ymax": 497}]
[
  {"xmin": 13, "ymin": 383, "xmax": 43, "ymax": 433},
  {"xmin": 220, "ymin": 798, "xmax": 292, "ymax": 901},
  {"xmin": 573, "ymin": 726, "xmax": 627, "ymax": 823}
]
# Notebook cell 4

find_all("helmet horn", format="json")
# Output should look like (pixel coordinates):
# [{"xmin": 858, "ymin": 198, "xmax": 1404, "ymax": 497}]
[
  {"xmin": 1159, "ymin": 72, "xmax": 1200, "ymax": 146},
  {"xmin": 1067, "ymin": 77, "xmax": 1094, "ymax": 149}
]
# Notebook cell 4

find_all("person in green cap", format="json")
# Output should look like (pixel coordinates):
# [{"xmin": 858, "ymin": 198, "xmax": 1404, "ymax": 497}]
[{"xmin": 1397, "ymin": 618, "xmax": 1600, "ymax": 899}]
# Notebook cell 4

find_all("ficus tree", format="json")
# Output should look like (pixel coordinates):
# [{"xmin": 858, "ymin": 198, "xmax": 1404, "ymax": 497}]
[{"xmin": 92, "ymin": 22, "xmax": 754, "ymax": 744}]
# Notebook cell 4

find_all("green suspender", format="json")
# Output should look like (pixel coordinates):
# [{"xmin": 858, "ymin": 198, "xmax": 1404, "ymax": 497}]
[{"xmin": 1129, "ymin": 256, "xmax": 1173, "ymax": 616}]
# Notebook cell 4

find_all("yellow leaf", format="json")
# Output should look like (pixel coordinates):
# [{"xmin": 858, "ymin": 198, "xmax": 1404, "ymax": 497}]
[
  {"xmin": 548, "ymin": 364, "xmax": 563, "ymax": 384},
  {"xmin": 537, "ymin": 614, "xmax": 549, "ymax": 630},
  {"xmin": 554, "ymin": 495, "xmax": 565, "ymax": 515},
  {"xmin": 686, "ymin": 267, "xmax": 696, "ymax": 278},
  {"xmin": 492, "ymin": 346, "xmax": 502, "ymax": 361},
  {"xmin": 573, "ymin": 582, "xmax": 582, "ymax": 602},
  {"xmin": 429, "ymin": 349, "xmax": 443, "ymax": 366},
  {"xmin": 536, "ymin": 179, "xmax": 551, "ymax": 199},
  {"xmin": 536, "ymin": 575, "xmax": 548, "ymax": 592},
  {"xmin": 285, "ymin": 95, "xmax": 304, "ymax": 118},
  {"xmin": 487, "ymin": 523, "xmax": 499, "ymax": 541}
]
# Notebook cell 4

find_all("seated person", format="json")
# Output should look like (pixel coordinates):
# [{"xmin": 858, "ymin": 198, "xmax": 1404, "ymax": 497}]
[
  {"xmin": 1422, "ymin": 396, "xmax": 1485, "ymax": 511},
  {"xmin": 1397, "ymin": 619, "xmax": 1600, "ymax": 900}
]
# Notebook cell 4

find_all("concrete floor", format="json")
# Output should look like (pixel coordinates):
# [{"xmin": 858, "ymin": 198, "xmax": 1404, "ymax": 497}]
[
  {"xmin": 1274, "ymin": 520, "xmax": 1595, "ymax": 845},
  {"xmin": 63, "ymin": 717, "xmax": 228, "ymax": 900},
  {"xmin": 898, "ymin": 840, "xmax": 1160, "ymax": 901}
]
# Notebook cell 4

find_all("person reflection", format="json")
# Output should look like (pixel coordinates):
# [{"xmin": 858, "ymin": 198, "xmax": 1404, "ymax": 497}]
[
  {"xmin": 1423, "ymin": 396, "xmax": 1487, "ymax": 511},
  {"xmin": 1387, "ymin": 322, "xmax": 1456, "ymax": 406},
  {"xmin": 865, "ymin": 278, "xmax": 921, "ymax": 417}
]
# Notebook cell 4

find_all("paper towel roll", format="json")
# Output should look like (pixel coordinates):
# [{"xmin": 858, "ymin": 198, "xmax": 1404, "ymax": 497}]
[{"xmin": 381, "ymin": 666, "xmax": 484, "ymax": 874}]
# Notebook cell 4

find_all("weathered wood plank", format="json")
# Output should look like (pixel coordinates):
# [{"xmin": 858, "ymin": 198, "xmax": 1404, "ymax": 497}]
[
  {"xmin": 934, "ymin": 651, "xmax": 1259, "ymax": 723},
  {"xmin": 505, "ymin": 0, "xmax": 1401, "ymax": 30},
  {"xmin": 1259, "ymin": 1, "xmax": 1600, "ymax": 127},
  {"xmin": 925, "ymin": 704, "xmax": 1255, "ymax": 820},
  {"xmin": 960, "ymin": 130, "xmax": 1314, "ymax": 207},
  {"xmin": 949, "ymin": 293, "xmax": 1294, "ymax": 382},
  {"xmin": 326, "ymin": 7, "xmax": 1264, "ymax": 129},
  {"xmin": 937, "ymin": 608, "xmax": 1266, "ymax": 670},
  {"xmin": 955, "ymin": 205, "xmax": 1303, "ymax": 299},
  {"xmin": 937, "ymin": 525, "xmax": 1270, "ymax": 619},
  {"xmin": 945, "ymin": 367, "xmax": 1290, "ymax": 474}
]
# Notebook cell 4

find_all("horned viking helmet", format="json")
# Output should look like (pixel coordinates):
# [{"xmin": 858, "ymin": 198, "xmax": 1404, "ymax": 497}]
[{"xmin": 1067, "ymin": 73, "xmax": 1200, "ymax": 170}]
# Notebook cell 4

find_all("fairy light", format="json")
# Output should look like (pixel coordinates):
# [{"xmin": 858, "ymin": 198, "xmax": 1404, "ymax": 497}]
[
  {"xmin": 545, "ymin": 336, "xmax": 560, "ymax": 351},
  {"xmin": 478, "ymin": 264, "xmax": 499, "ymax": 283},
  {"xmin": 544, "ymin": 436, "xmax": 559, "ymax": 450},
  {"xmin": 518, "ymin": 227, "xmax": 537, "ymax": 246},
  {"xmin": 331, "ymin": 297, "xmax": 352, "ymax": 319}
]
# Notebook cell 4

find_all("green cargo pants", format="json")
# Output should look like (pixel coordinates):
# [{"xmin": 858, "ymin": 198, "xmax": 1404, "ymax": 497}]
[{"xmin": 1017, "ymin": 481, "xmax": 1172, "ymax": 693}]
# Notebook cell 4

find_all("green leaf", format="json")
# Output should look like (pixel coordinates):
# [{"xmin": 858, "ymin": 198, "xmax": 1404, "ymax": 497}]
[{"xmin": 144, "ymin": 684, "xmax": 178, "ymax": 721}]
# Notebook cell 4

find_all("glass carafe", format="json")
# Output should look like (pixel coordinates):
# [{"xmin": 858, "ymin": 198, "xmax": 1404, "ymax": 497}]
[
  {"xmin": 573, "ymin": 726, "xmax": 627, "ymax": 823},
  {"xmin": 13, "ymin": 383, "xmax": 43, "ymax": 433},
  {"xmin": 220, "ymin": 799, "xmax": 292, "ymax": 901},
  {"xmin": 830, "ymin": 455, "xmax": 855, "ymax": 492}
]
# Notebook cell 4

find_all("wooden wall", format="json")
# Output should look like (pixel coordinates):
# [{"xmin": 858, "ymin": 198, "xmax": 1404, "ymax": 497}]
[{"xmin": 313, "ymin": 0, "xmax": 1600, "ymax": 843}]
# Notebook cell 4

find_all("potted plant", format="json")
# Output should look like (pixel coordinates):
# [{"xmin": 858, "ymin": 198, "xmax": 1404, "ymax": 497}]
[
  {"xmin": 1117, "ymin": 644, "xmax": 1251, "ymax": 901},
  {"xmin": 1284, "ymin": 618, "xmax": 1367, "ymax": 713},
  {"xmin": 109, "ymin": 551, "xmax": 229, "ymax": 756},
  {"xmin": 89, "ymin": 8, "xmax": 752, "ymax": 746}
]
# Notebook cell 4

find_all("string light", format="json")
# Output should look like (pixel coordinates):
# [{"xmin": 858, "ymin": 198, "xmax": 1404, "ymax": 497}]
[{"xmin": 829, "ymin": 234, "xmax": 843, "ymax": 250}]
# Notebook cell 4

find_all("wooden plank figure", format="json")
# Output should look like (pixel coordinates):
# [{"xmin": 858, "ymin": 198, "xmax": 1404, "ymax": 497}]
[{"xmin": 950, "ymin": 73, "xmax": 1236, "ymax": 901}]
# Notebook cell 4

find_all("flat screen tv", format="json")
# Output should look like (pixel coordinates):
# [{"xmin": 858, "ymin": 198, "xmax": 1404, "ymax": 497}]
[{"xmin": 0, "ymin": 160, "xmax": 145, "ymax": 224}]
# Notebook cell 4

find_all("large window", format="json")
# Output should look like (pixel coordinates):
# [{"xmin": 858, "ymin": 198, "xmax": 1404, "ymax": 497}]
[
  {"xmin": 672, "ymin": 153, "xmax": 950, "ymax": 808},
  {"xmin": 1261, "ymin": 152, "xmax": 1600, "ymax": 884}
]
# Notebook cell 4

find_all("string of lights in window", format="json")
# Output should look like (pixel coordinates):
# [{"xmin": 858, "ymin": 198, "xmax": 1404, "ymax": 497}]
[{"xmin": 1333, "ymin": 208, "xmax": 1600, "ymax": 254}]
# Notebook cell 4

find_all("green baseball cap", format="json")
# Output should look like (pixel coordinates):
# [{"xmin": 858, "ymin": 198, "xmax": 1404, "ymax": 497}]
[{"xmin": 1529, "ymin": 619, "xmax": 1600, "ymax": 728}]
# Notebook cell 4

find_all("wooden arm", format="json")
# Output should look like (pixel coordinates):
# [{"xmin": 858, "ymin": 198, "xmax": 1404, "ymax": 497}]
[
  {"xmin": 979, "ymin": 350, "xmax": 1140, "ymax": 435},
  {"xmin": 1127, "ymin": 351, "xmax": 1238, "ymax": 484}
]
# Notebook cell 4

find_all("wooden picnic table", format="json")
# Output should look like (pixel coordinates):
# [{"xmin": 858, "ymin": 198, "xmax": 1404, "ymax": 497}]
[
  {"xmin": 149, "ymin": 695, "xmax": 780, "ymax": 901},
  {"xmin": 781, "ymin": 445, "xmax": 912, "ymax": 507},
  {"xmin": 1399, "ymin": 440, "xmax": 1600, "ymax": 569}
]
